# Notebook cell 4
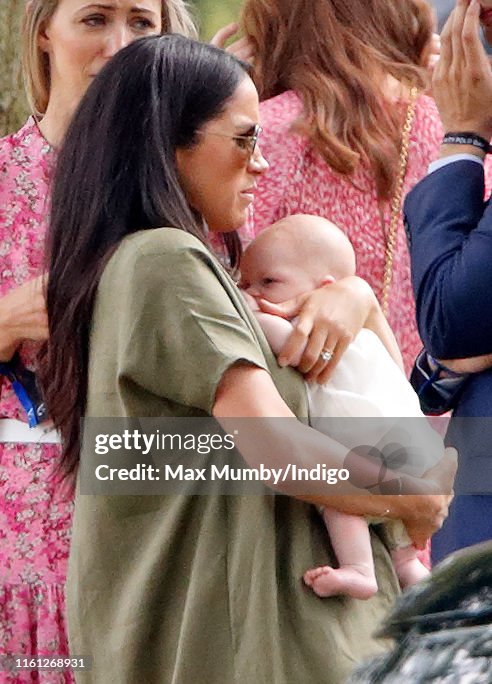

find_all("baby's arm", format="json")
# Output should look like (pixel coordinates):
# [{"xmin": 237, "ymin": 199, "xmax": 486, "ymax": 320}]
[
  {"xmin": 241, "ymin": 291, "xmax": 305, "ymax": 366},
  {"xmin": 256, "ymin": 311, "xmax": 305, "ymax": 367}
]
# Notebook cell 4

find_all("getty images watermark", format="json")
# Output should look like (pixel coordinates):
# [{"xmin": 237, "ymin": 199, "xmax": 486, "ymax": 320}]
[{"xmin": 76, "ymin": 416, "xmax": 462, "ymax": 496}]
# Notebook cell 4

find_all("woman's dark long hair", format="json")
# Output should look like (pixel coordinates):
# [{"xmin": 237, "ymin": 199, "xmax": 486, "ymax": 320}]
[{"xmin": 40, "ymin": 35, "xmax": 248, "ymax": 477}]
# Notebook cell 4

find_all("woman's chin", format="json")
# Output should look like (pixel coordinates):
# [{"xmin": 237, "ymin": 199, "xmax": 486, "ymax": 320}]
[{"xmin": 208, "ymin": 216, "xmax": 247, "ymax": 233}]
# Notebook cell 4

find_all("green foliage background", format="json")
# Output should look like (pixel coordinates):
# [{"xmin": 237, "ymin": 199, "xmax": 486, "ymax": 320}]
[{"xmin": 191, "ymin": 0, "xmax": 243, "ymax": 41}]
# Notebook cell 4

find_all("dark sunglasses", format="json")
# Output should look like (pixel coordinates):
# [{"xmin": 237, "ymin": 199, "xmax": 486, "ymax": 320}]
[{"xmin": 202, "ymin": 124, "xmax": 262, "ymax": 157}]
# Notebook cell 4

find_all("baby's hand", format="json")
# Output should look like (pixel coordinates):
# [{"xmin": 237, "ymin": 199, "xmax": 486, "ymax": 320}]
[{"xmin": 240, "ymin": 289, "xmax": 260, "ymax": 312}]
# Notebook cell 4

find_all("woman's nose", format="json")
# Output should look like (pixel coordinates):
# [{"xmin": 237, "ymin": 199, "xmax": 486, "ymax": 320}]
[
  {"xmin": 103, "ymin": 24, "xmax": 134, "ymax": 58},
  {"xmin": 248, "ymin": 144, "xmax": 269, "ymax": 173}
]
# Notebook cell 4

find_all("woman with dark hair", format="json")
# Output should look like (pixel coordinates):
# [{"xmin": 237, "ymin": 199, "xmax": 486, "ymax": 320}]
[
  {"xmin": 0, "ymin": 1, "xmax": 253, "ymax": 668},
  {"xmin": 42, "ymin": 34, "xmax": 454, "ymax": 682},
  {"xmin": 0, "ymin": 0, "xmax": 196, "ymax": 671},
  {"xmin": 240, "ymin": 0, "xmax": 442, "ymax": 379}
]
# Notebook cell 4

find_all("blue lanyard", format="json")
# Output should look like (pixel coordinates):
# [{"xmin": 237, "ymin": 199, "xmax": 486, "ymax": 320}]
[{"xmin": 0, "ymin": 353, "xmax": 47, "ymax": 427}]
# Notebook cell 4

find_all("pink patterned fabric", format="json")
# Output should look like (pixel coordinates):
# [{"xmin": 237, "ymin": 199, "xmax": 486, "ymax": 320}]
[
  {"xmin": 0, "ymin": 119, "xmax": 74, "ymax": 684},
  {"xmin": 247, "ymin": 90, "xmax": 446, "ymax": 376}
]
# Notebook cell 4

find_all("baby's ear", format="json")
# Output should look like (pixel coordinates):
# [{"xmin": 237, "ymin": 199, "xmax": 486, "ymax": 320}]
[{"xmin": 319, "ymin": 274, "xmax": 336, "ymax": 287}]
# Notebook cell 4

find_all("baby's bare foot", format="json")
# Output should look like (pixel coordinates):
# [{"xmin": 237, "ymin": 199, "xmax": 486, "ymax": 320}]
[{"xmin": 303, "ymin": 565, "xmax": 378, "ymax": 600}]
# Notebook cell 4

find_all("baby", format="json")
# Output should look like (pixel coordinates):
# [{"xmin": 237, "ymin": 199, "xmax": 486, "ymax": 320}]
[{"xmin": 240, "ymin": 214, "xmax": 444, "ymax": 599}]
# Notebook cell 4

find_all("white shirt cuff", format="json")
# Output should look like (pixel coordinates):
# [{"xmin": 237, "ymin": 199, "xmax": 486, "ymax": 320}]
[{"xmin": 428, "ymin": 154, "xmax": 484, "ymax": 175}]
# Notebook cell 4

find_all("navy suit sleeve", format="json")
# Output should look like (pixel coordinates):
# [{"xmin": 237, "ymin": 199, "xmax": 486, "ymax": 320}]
[{"xmin": 404, "ymin": 160, "xmax": 492, "ymax": 359}]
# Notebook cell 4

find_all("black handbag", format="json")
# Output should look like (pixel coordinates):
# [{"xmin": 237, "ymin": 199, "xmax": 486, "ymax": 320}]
[{"xmin": 410, "ymin": 349, "xmax": 469, "ymax": 415}]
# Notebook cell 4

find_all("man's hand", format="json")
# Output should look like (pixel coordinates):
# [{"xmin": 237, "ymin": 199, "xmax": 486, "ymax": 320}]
[
  {"xmin": 210, "ymin": 23, "xmax": 255, "ymax": 63},
  {"xmin": 423, "ymin": 32, "xmax": 441, "ymax": 73},
  {"xmin": 434, "ymin": 0, "xmax": 492, "ymax": 140}
]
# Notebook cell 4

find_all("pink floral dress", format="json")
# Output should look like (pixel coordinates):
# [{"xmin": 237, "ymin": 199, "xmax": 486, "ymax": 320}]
[{"xmin": 0, "ymin": 119, "xmax": 74, "ymax": 684}]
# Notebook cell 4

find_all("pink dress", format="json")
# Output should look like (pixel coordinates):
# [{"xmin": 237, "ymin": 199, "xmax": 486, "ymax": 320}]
[
  {"xmin": 0, "ymin": 119, "xmax": 74, "ymax": 684},
  {"xmin": 247, "ymin": 90, "xmax": 445, "ymax": 376}
]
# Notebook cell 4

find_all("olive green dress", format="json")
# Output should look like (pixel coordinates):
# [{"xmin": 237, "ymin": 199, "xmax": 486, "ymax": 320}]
[{"xmin": 67, "ymin": 228, "xmax": 399, "ymax": 683}]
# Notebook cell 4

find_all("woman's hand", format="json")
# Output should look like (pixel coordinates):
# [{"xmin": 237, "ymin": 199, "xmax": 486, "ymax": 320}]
[
  {"xmin": 257, "ymin": 276, "xmax": 376, "ymax": 383},
  {"xmin": 210, "ymin": 23, "xmax": 255, "ymax": 63},
  {"xmin": 0, "ymin": 276, "xmax": 48, "ymax": 361},
  {"xmin": 401, "ymin": 494, "xmax": 453, "ymax": 549},
  {"xmin": 333, "ymin": 447, "xmax": 456, "ymax": 549},
  {"xmin": 391, "ymin": 447, "xmax": 457, "ymax": 548},
  {"xmin": 333, "ymin": 444, "xmax": 456, "ymax": 548}
]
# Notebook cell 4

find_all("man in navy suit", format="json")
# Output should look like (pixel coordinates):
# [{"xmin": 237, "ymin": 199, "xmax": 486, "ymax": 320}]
[{"xmin": 404, "ymin": 0, "xmax": 492, "ymax": 562}]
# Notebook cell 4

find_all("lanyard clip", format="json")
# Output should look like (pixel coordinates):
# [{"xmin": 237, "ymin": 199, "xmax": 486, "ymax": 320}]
[{"xmin": 0, "ymin": 354, "xmax": 47, "ymax": 427}]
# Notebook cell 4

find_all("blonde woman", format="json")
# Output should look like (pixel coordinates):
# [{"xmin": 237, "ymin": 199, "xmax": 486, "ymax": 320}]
[{"xmin": 0, "ymin": 1, "xmax": 195, "ymax": 674}]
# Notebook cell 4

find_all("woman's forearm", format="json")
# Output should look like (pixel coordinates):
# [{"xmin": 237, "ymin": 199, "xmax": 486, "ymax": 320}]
[
  {"xmin": 364, "ymin": 299, "xmax": 405, "ymax": 371},
  {"xmin": 301, "ymin": 492, "xmax": 445, "ymax": 525},
  {"xmin": 340, "ymin": 275, "xmax": 404, "ymax": 370},
  {"xmin": 0, "ymin": 300, "xmax": 20, "ymax": 361},
  {"xmin": 213, "ymin": 363, "xmax": 452, "ymax": 530}
]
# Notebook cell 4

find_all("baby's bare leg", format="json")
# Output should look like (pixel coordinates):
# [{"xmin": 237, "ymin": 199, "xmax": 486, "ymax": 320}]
[
  {"xmin": 304, "ymin": 508, "xmax": 378, "ymax": 599},
  {"xmin": 381, "ymin": 520, "xmax": 430, "ymax": 588},
  {"xmin": 390, "ymin": 545, "xmax": 430, "ymax": 588}
]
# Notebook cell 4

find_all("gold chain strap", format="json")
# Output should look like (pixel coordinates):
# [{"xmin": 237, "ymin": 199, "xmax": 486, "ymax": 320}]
[{"xmin": 380, "ymin": 86, "xmax": 418, "ymax": 317}]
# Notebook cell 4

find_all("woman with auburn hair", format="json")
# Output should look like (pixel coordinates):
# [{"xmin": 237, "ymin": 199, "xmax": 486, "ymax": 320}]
[
  {"xmin": 240, "ymin": 0, "xmax": 442, "ymax": 378},
  {"xmin": 0, "ymin": 1, "xmax": 196, "ymax": 677}
]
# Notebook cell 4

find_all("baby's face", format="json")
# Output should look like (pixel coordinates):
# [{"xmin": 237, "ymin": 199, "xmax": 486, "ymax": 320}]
[{"xmin": 240, "ymin": 241, "xmax": 318, "ymax": 303}]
